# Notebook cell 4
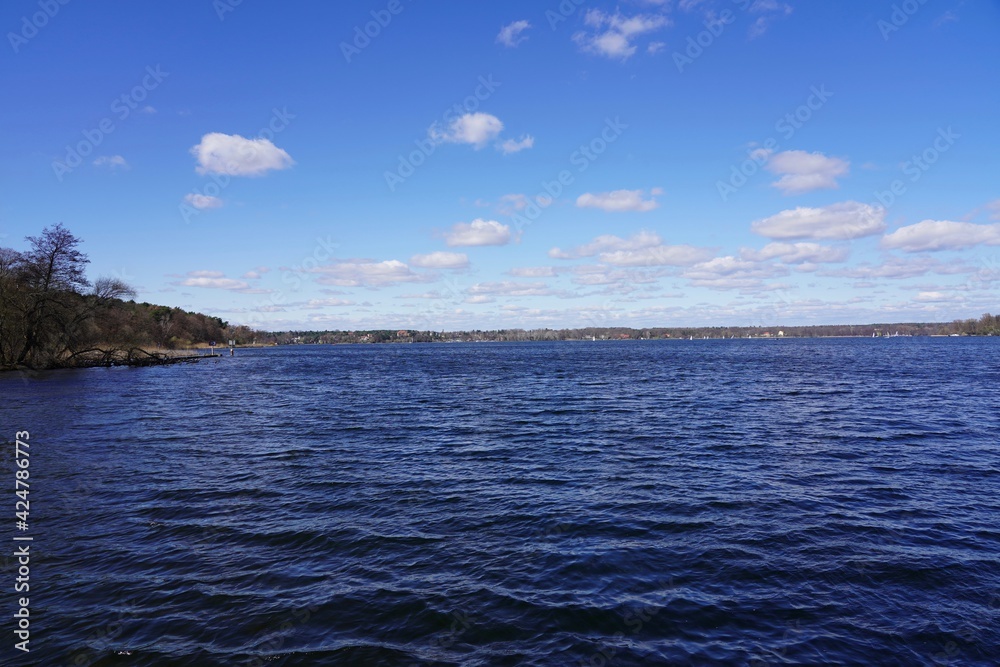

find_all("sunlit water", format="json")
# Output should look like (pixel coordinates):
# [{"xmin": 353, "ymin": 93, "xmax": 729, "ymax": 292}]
[{"xmin": 2, "ymin": 338, "xmax": 998, "ymax": 665}]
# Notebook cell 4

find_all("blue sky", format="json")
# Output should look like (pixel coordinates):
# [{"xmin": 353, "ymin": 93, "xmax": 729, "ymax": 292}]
[{"xmin": 2, "ymin": 0, "xmax": 998, "ymax": 331}]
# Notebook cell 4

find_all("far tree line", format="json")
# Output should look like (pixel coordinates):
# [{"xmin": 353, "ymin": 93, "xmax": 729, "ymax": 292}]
[{"xmin": 262, "ymin": 315, "xmax": 999, "ymax": 346}]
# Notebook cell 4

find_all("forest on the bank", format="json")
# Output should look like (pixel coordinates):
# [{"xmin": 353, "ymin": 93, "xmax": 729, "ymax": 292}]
[{"xmin": 0, "ymin": 224, "xmax": 257, "ymax": 369}]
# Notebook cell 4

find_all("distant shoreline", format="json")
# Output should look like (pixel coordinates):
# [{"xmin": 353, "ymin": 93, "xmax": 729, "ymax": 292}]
[{"xmin": 3, "ymin": 330, "xmax": 994, "ymax": 374}]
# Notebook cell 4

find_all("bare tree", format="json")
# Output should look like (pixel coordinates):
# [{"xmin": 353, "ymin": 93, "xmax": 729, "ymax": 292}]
[{"xmin": 15, "ymin": 224, "xmax": 91, "ymax": 366}]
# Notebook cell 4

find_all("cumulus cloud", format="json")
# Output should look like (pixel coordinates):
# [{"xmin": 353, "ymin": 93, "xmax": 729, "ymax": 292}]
[
  {"xmin": 881, "ymin": 220, "xmax": 1000, "ymax": 252},
  {"xmin": 310, "ymin": 259, "xmax": 429, "ymax": 288},
  {"xmin": 428, "ymin": 113, "xmax": 532, "ymax": 154},
  {"xmin": 679, "ymin": 0, "xmax": 709, "ymax": 11},
  {"xmin": 752, "ymin": 201, "xmax": 886, "ymax": 240},
  {"xmin": 508, "ymin": 266, "xmax": 557, "ymax": 278},
  {"xmin": 741, "ymin": 242, "xmax": 849, "ymax": 264},
  {"xmin": 914, "ymin": 291, "xmax": 952, "ymax": 303},
  {"xmin": 177, "ymin": 270, "xmax": 253, "ymax": 292},
  {"xmin": 183, "ymin": 193, "xmax": 223, "ymax": 210},
  {"xmin": 93, "ymin": 155, "xmax": 129, "ymax": 169},
  {"xmin": 682, "ymin": 256, "xmax": 788, "ymax": 290},
  {"xmin": 569, "ymin": 264, "xmax": 667, "ymax": 287},
  {"xmin": 819, "ymin": 256, "xmax": 959, "ymax": 281},
  {"xmin": 765, "ymin": 150, "xmax": 850, "ymax": 195},
  {"xmin": 746, "ymin": 0, "xmax": 793, "ymax": 39},
  {"xmin": 549, "ymin": 231, "xmax": 663, "ymax": 260},
  {"xmin": 431, "ymin": 113, "xmax": 504, "ymax": 149},
  {"xmin": 550, "ymin": 231, "xmax": 712, "ymax": 267},
  {"xmin": 573, "ymin": 10, "xmax": 670, "ymax": 60},
  {"xmin": 445, "ymin": 219, "xmax": 512, "ymax": 247},
  {"xmin": 499, "ymin": 135, "xmax": 535, "ymax": 155},
  {"xmin": 576, "ymin": 188, "xmax": 662, "ymax": 212},
  {"xmin": 190, "ymin": 132, "xmax": 294, "ymax": 176},
  {"xmin": 302, "ymin": 298, "xmax": 354, "ymax": 309},
  {"xmin": 410, "ymin": 251, "xmax": 470, "ymax": 269},
  {"xmin": 497, "ymin": 193, "xmax": 530, "ymax": 214},
  {"xmin": 497, "ymin": 20, "xmax": 531, "ymax": 47},
  {"xmin": 601, "ymin": 245, "xmax": 715, "ymax": 267},
  {"xmin": 467, "ymin": 281, "xmax": 550, "ymax": 297}
]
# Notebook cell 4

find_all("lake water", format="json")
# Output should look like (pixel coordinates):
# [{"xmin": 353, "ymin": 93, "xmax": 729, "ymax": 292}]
[{"xmin": 2, "ymin": 338, "xmax": 998, "ymax": 665}]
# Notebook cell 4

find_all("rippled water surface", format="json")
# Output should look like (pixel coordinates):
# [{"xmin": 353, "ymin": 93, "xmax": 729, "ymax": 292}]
[{"xmin": 2, "ymin": 338, "xmax": 999, "ymax": 665}]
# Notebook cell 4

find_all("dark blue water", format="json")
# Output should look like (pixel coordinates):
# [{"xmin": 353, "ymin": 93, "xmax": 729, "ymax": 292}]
[{"xmin": 2, "ymin": 338, "xmax": 998, "ymax": 665}]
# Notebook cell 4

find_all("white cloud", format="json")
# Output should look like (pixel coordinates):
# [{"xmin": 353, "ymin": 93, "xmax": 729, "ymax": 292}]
[
  {"xmin": 497, "ymin": 193, "xmax": 530, "ymax": 214},
  {"xmin": 549, "ymin": 231, "xmax": 663, "ymax": 260},
  {"xmin": 576, "ymin": 188, "xmax": 661, "ymax": 212},
  {"xmin": 467, "ymin": 281, "xmax": 550, "ymax": 297},
  {"xmin": 140, "ymin": 105, "xmax": 156, "ymax": 114},
  {"xmin": 601, "ymin": 245, "xmax": 715, "ymax": 267},
  {"xmin": 445, "ymin": 219, "xmax": 512, "ymax": 247},
  {"xmin": 766, "ymin": 150, "xmax": 850, "ymax": 195},
  {"xmin": 573, "ymin": 10, "xmax": 670, "ymax": 60},
  {"xmin": 741, "ymin": 242, "xmax": 849, "ymax": 264},
  {"xmin": 497, "ymin": 20, "xmax": 531, "ymax": 47},
  {"xmin": 410, "ymin": 251, "xmax": 470, "ymax": 269},
  {"xmin": 881, "ymin": 220, "xmax": 1000, "ymax": 252},
  {"xmin": 819, "ymin": 256, "xmax": 961, "ymax": 281},
  {"xmin": 987, "ymin": 199, "xmax": 1000, "ymax": 221},
  {"xmin": 508, "ymin": 266, "xmax": 557, "ymax": 278},
  {"xmin": 310, "ymin": 259, "xmax": 429, "ymax": 288},
  {"xmin": 752, "ymin": 201, "xmax": 886, "ymax": 240},
  {"xmin": 746, "ymin": 1, "xmax": 793, "ymax": 38},
  {"xmin": 914, "ymin": 291, "xmax": 951, "ymax": 303},
  {"xmin": 647, "ymin": 41, "xmax": 666, "ymax": 54},
  {"xmin": 190, "ymin": 132, "xmax": 294, "ymax": 176},
  {"xmin": 499, "ymin": 135, "xmax": 535, "ymax": 154},
  {"xmin": 303, "ymin": 298, "xmax": 354, "ymax": 309},
  {"xmin": 679, "ymin": 0, "xmax": 708, "ymax": 11},
  {"xmin": 682, "ymin": 256, "xmax": 788, "ymax": 290},
  {"xmin": 183, "ymin": 193, "xmax": 223, "ymax": 210},
  {"xmin": 430, "ymin": 113, "xmax": 504, "ymax": 149},
  {"xmin": 569, "ymin": 264, "xmax": 666, "ymax": 287},
  {"xmin": 549, "ymin": 231, "xmax": 712, "ymax": 267},
  {"xmin": 93, "ymin": 155, "xmax": 129, "ymax": 169},
  {"xmin": 178, "ymin": 270, "xmax": 251, "ymax": 291}
]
